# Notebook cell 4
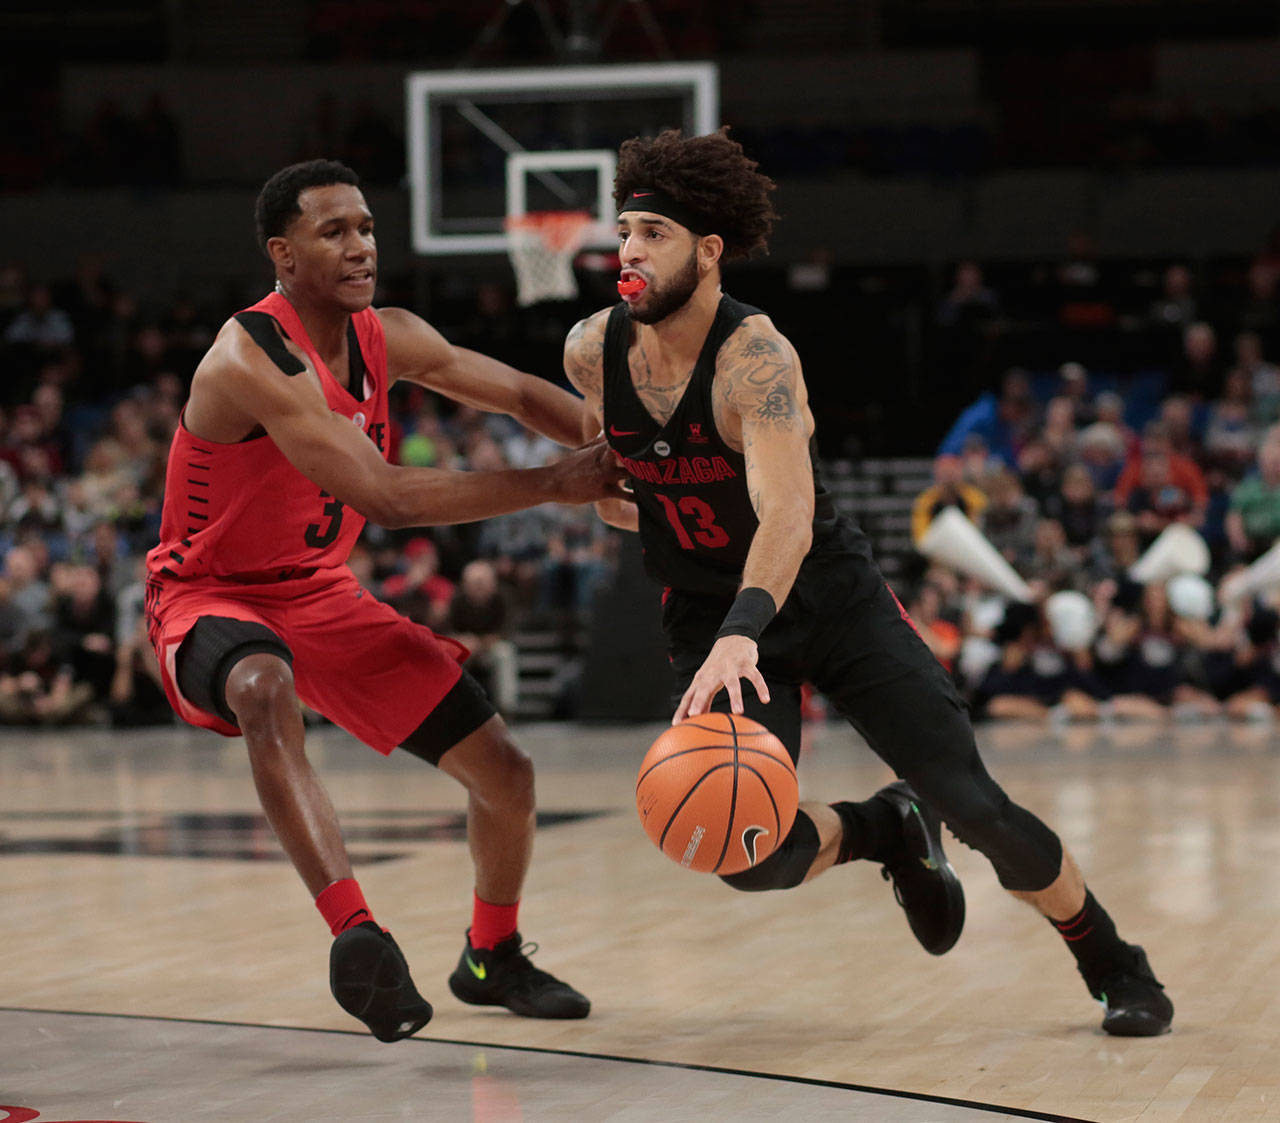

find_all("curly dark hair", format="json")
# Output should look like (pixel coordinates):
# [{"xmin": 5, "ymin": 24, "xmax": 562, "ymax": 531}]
[
  {"xmin": 254, "ymin": 159, "xmax": 361, "ymax": 255},
  {"xmin": 614, "ymin": 128, "xmax": 778, "ymax": 260}
]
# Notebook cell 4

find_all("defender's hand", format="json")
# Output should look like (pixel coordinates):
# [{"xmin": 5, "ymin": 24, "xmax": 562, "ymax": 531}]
[
  {"xmin": 549, "ymin": 437, "xmax": 633, "ymax": 504},
  {"xmin": 673, "ymin": 635, "xmax": 770, "ymax": 723}
]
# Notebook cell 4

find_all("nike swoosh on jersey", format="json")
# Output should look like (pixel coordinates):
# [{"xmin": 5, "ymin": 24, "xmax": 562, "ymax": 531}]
[{"xmin": 609, "ymin": 425, "xmax": 641, "ymax": 437}]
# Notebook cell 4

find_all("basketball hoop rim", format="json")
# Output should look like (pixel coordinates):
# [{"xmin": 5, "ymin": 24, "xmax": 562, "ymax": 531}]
[
  {"xmin": 504, "ymin": 209, "xmax": 594, "ymax": 227},
  {"xmin": 504, "ymin": 210, "xmax": 595, "ymax": 252}
]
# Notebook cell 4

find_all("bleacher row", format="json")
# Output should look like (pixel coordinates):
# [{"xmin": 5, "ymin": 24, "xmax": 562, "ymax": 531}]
[{"xmin": 824, "ymin": 458, "xmax": 936, "ymax": 578}]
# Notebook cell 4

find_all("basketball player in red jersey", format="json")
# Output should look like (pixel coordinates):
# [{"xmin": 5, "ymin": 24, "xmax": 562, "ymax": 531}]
[
  {"xmin": 145, "ymin": 160, "xmax": 629, "ymax": 1041},
  {"xmin": 564, "ymin": 130, "xmax": 1173, "ymax": 1036}
]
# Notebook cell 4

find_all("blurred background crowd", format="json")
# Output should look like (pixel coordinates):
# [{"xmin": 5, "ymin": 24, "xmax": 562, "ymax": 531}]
[
  {"xmin": 9, "ymin": 0, "xmax": 1280, "ymax": 729},
  {"xmin": 10, "ymin": 232, "xmax": 1280, "ymax": 729}
]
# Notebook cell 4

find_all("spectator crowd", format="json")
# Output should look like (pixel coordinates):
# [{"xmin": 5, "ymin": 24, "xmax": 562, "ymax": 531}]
[{"xmin": 907, "ymin": 239, "xmax": 1280, "ymax": 724}]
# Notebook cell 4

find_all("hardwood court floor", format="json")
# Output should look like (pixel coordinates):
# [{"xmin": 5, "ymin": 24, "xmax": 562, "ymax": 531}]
[{"xmin": 3, "ymin": 716, "xmax": 1280, "ymax": 1121}]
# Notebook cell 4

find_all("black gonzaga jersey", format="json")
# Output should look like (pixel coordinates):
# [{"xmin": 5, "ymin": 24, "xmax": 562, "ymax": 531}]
[{"xmin": 602, "ymin": 294, "xmax": 837, "ymax": 596}]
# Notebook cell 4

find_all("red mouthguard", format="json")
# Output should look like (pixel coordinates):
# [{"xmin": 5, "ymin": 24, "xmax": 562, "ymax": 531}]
[{"xmin": 617, "ymin": 278, "xmax": 647, "ymax": 295}]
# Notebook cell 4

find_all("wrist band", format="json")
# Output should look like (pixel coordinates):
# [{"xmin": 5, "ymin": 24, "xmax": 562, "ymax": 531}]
[{"xmin": 715, "ymin": 586, "xmax": 777, "ymax": 642}]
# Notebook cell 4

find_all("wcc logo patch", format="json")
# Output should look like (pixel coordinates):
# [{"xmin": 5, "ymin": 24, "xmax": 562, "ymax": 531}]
[{"xmin": 688, "ymin": 423, "xmax": 709, "ymax": 444}]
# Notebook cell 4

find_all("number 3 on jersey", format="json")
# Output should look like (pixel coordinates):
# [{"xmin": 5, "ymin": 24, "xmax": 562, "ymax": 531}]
[
  {"xmin": 655, "ymin": 493, "xmax": 730, "ymax": 550},
  {"xmin": 305, "ymin": 490, "xmax": 345, "ymax": 548}
]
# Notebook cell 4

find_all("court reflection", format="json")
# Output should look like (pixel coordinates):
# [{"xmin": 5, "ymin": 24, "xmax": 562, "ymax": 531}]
[{"xmin": 0, "ymin": 809, "xmax": 606, "ymax": 860}]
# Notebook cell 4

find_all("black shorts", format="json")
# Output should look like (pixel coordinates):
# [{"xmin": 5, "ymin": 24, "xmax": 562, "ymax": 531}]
[
  {"xmin": 175, "ymin": 615, "xmax": 294, "ymax": 727},
  {"xmin": 664, "ymin": 522, "xmax": 968, "ymax": 772},
  {"xmin": 398, "ymin": 671, "xmax": 497, "ymax": 766}
]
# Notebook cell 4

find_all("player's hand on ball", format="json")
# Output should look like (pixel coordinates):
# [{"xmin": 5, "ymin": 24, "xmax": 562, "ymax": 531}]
[{"xmin": 674, "ymin": 635, "xmax": 770, "ymax": 722}]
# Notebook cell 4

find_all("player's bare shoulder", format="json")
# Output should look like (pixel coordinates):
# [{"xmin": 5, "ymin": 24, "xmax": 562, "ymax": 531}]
[
  {"xmin": 716, "ymin": 314, "xmax": 808, "ymax": 431},
  {"xmin": 186, "ymin": 314, "xmax": 322, "ymax": 441},
  {"xmin": 225, "ymin": 312, "xmax": 322, "ymax": 393},
  {"xmin": 189, "ymin": 316, "xmax": 276, "ymax": 403},
  {"xmin": 563, "ymin": 307, "xmax": 612, "ymax": 400}
]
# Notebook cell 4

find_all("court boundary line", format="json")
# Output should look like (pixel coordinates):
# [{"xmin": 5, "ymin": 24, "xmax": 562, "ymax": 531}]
[{"xmin": 1, "ymin": 1006, "xmax": 1095, "ymax": 1122}]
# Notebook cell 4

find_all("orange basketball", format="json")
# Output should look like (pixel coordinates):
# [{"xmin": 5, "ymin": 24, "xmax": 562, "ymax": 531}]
[{"xmin": 635, "ymin": 712, "xmax": 798, "ymax": 875}]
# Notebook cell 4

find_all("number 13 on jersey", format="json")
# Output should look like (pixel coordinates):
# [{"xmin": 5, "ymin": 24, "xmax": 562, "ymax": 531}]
[{"xmin": 655, "ymin": 494, "xmax": 730, "ymax": 549}]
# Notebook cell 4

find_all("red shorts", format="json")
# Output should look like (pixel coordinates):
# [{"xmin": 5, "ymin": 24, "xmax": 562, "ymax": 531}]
[{"xmin": 147, "ymin": 566, "xmax": 469, "ymax": 754}]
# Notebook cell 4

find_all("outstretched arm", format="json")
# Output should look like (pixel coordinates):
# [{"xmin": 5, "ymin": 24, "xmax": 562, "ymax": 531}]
[
  {"xmin": 565, "ymin": 310, "xmax": 638, "ymax": 532},
  {"xmin": 208, "ymin": 318, "xmax": 627, "ymax": 529},
  {"xmin": 674, "ymin": 319, "xmax": 815, "ymax": 721},
  {"xmin": 381, "ymin": 306, "xmax": 592, "ymax": 448}
]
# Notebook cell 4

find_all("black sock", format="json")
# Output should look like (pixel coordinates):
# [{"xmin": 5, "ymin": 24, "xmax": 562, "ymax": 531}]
[
  {"xmin": 1049, "ymin": 889, "xmax": 1129, "ymax": 993},
  {"xmin": 831, "ymin": 796, "xmax": 901, "ymax": 865}
]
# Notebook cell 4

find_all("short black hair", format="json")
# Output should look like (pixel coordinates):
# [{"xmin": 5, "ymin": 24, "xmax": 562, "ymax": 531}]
[
  {"xmin": 254, "ymin": 159, "xmax": 361, "ymax": 255},
  {"xmin": 613, "ymin": 128, "xmax": 777, "ymax": 260}
]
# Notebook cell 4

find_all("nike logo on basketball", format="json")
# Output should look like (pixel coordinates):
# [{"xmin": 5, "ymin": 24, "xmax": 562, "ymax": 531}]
[
  {"xmin": 465, "ymin": 953, "xmax": 487, "ymax": 980},
  {"xmin": 609, "ymin": 425, "xmax": 641, "ymax": 437},
  {"xmin": 741, "ymin": 825, "xmax": 769, "ymax": 866}
]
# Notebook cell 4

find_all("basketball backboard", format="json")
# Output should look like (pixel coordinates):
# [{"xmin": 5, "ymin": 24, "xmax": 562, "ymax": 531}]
[{"xmin": 406, "ymin": 62, "xmax": 719, "ymax": 255}]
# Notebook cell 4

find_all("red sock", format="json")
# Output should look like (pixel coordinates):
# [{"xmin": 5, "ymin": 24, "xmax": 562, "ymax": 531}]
[
  {"xmin": 315, "ymin": 878, "xmax": 376, "ymax": 936},
  {"xmin": 470, "ymin": 892, "xmax": 519, "ymax": 950}
]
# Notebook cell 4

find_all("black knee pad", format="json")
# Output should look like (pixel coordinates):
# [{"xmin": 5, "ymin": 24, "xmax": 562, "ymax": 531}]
[
  {"xmin": 719, "ymin": 809, "xmax": 819, "ymax": 892},
  {"xmin": 904, "ymin": 745, "xmax": 1063, "ymax": 893},
  {"xmin": 176, "ymin": 615, "xmax": 293, "ymax": 726},
  {"xmin": 399, "ymin": 671, "xmax": 497, "ymax": 766},
  {"xmin": 948, "ymin": 795, "xmax": 1063, "ymax": 892}
]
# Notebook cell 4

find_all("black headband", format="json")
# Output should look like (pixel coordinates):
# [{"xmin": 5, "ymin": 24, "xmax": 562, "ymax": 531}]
[{"xmin": 617, "ymin": 188, "xmax": 714, "ymax": 236}]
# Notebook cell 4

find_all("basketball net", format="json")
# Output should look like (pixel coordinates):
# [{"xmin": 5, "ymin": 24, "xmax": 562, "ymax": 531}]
[{"xmin": 505, "ymin": 210, "xmax": 593, "ymax": 306}]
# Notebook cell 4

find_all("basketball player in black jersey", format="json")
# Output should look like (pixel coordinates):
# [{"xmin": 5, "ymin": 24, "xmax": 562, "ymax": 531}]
[{"xmin": 563, "ymin": 128, "xmax": 1173, "ymax": 1037}]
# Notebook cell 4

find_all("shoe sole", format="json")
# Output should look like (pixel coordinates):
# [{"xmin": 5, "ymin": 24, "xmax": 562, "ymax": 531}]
[
  {"xmin": 1102, "ymin": 1010, "xmax": 1173, "ymax": 1037},
  {"xmin": 883, "ymin": 781, "xmax": 966, "ymax": 956},
  {"xmin": 331, "ymin": 927, "xmax": 433, "ymax": 1042}
]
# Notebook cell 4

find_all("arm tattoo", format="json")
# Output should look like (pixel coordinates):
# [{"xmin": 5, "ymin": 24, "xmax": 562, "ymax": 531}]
[
  {"xmin": 757, "ymin": 380, "xmax": 795, "ymax": 421},
  {"xmin": 742, "ymin": 428, "xmax": 764, "ymax": 515},
  {"xmin": 722, "ymin": 327, "xmax": 800, "ymax": 428},
  {"xmin": 737, "ymin": 334, "xmax": 791, "ymax": 386},
  {"xmin": 565, "ymin": 316, "xmax": 605, "ymax": 399}
]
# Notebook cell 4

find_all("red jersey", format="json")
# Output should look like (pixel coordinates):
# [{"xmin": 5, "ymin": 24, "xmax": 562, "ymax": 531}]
[{"xmin": 146, "ymin": 292, "xmax": 391, "ymax": 585}]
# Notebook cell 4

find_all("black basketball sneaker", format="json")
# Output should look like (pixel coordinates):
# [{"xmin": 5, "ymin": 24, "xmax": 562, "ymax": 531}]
[
  {"xmin": 1087, "ymin": 944, "xmax": 1174, "ymax": 1037},
  {"xmin": 329, "ymin": 921, "xmax": 433, "ymax": 1042},
  {"xmin": 448, "ymin": 930, "xmax": 591, "ymax": 1019},
  {"xmin": 876, "ymin": 781, "xmax": 966, "ymax": 955}
]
